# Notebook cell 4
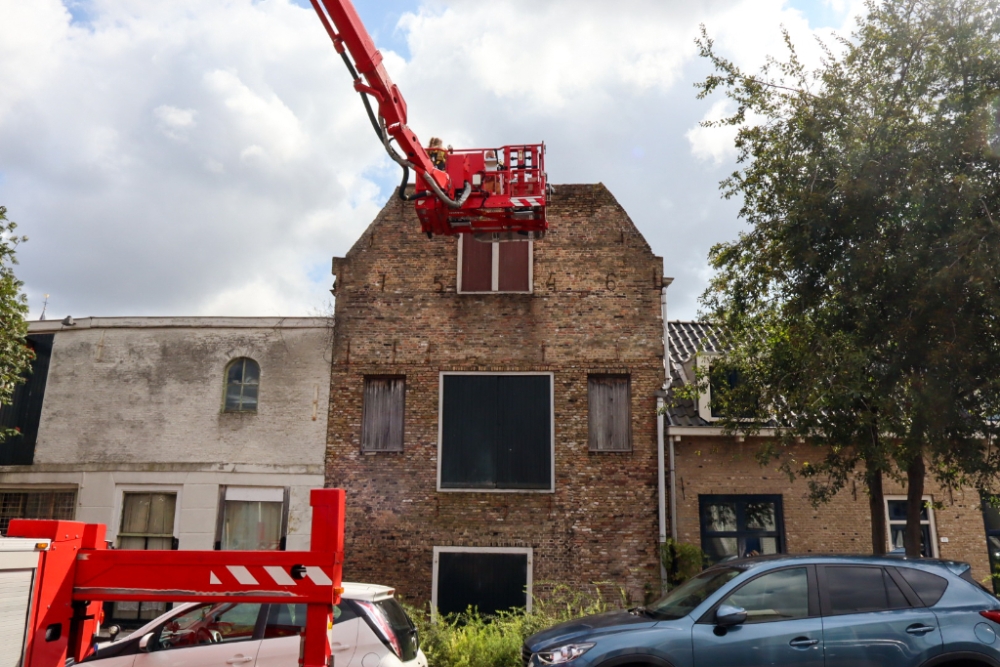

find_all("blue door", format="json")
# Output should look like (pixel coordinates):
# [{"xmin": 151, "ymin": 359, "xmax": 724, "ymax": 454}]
[
  {"xmin": 819, "ymin": 565, "xmax": 942, "ymax": 667},
  {"xmin": 692, "ymin": 566, "xmax": 824, "ymax": 667}
]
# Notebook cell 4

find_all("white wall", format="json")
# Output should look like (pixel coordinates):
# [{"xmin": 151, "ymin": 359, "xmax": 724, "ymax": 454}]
[{"xmin": 0, "ymin": 318, "xmax": 332, "ymax": 550}]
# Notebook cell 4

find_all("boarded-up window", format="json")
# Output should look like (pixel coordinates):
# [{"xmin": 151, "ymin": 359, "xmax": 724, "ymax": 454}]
[
  {"xmin": 459, "ymin": 235, "xmax": 531, "ymax": 293},
  {"xmin": 362, "ymin": 376, "xmax": 405, "ymax": 452},
  {"xmin": 588, "ymin": 375, "xmax": 631, "ymax": 452},
  {"xmin": 440, "ymin": 374, "xmax": 551, "ymax": 489},
  {"xmin": 0, "ymin": 334, "xmax": 54, "ymax": 465},
  {"xmin": 435, "ymin": 549, "xmax": 530, "ymax": 616}
]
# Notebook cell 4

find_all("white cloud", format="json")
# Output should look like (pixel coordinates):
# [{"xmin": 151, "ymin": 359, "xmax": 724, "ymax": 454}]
[{"xmin": 0, "ymin": 0, "xmax": 869, "ymax": 320}]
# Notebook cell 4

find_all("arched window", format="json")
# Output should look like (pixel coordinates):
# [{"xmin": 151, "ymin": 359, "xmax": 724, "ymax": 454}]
[{"xmin": 224, "ymin": 358, "xmax": 260, "ymax": 413}]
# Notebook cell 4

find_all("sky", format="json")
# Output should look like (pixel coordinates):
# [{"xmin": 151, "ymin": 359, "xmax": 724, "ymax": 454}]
[{"xmin": 0, "ymin": 0, "xmax": 866, "ymax": 321}]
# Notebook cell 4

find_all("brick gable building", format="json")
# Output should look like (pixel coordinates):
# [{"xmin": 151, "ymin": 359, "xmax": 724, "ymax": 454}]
[{"xmin": 326, "ymin": 184, "xmax": 670, "ymax": 611}]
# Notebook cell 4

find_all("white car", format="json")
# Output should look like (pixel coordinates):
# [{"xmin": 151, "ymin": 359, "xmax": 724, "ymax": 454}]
[{"xmin": 84, "ymin": 582, "xmax": 427, "ymax": 667}]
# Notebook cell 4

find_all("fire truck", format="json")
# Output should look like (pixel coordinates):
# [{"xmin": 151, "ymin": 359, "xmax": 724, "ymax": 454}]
[
  {"xmin": 2, "ymin": 489, "xmax": 345, "ymax": 667},
  {"xmin": 307, "ymin": 0, "xmax": 549, "ymax": 241}
]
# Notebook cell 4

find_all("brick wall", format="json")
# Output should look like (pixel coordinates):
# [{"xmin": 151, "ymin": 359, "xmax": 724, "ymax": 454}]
[
  {"xmin": 327, "ymin": 184, "xmax": 668, "ymax": 605},
  {"xmin": 672, "ymin": 436, "xmax": 992, "ymax": 584}
]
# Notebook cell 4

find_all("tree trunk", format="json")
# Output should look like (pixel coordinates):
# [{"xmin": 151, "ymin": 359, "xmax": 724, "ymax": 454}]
[
  {"xmin": 905, "ymin": 453, "xmax": 925, "ymax": 557},
  {"xmin": 868, "ymin": 466, "xmax": 888, "ymax": 555}
]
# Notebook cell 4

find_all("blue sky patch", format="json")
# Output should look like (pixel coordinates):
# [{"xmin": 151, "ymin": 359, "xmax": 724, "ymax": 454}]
[
  {"xmin": 291, "ymin": 0, "xmax": 421, "ymax": 59},
  {"xmin": 786, "ymin": 0, "xmax": 848, "ymax": 30}
]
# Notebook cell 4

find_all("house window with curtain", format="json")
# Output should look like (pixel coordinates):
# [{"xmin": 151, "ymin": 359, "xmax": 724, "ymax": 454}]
[
  {"xmin": 224, "ymin": 358, "xmax": 260, "ymax": 413},
  {"xmin": 113, "ymin": 491, "xmax": 177, "ymax": 622},
  {"xmin": 216, "ymin": 486, "xmax": 287, "ymax": 551},
  {"xmin": 588, "ymin": 375, "xmax": 631, "ymax": 452}
]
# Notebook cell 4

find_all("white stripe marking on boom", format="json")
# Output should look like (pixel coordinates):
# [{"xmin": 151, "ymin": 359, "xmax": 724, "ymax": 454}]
[
  {"xmin": 305, "ymin": 567, "xmax": 333, "ymax": 586},
  {"xmin": 227, "ymin": 566, "xmax": 259, "ymax": 585},
  {"xmin": 264, "ymin": 566, "xmax": 297, "ymax": 586}
]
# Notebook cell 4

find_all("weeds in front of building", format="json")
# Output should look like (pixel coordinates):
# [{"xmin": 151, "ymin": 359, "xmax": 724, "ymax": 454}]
[{"xmin": 405, "ymin": 584, "xmax": 629, "ymax": 667}]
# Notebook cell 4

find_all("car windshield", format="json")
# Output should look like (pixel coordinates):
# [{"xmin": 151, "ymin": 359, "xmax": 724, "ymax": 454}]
[{"xmin": 645, "ymin": 567, "xmax": 742, "ymax": 620}]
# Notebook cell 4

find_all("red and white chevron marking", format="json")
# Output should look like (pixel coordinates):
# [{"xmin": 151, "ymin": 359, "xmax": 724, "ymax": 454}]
[
  {"xmin": 510, "ymin": 197, "xmax": 541, "ymax": 207},
  {"xmin": 208, "ymin": 565, "xmax": 333, "ymax": 587}
]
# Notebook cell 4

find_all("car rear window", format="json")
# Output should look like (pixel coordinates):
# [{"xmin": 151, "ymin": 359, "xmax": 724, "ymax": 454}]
[
  {"xmin": 356, "ymin": 598, "xmax": 419, "ymax": 662},
  {"xmin": 825, "ymin": 566, "xmax": 910, "ymax": 615},
  {"xmin": 896, "ymin": 567, "xmax": 949, "ymax": 606}
]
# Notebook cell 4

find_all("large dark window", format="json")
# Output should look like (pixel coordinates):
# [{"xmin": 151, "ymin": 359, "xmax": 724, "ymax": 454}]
[
  {"xmin": 440, "ymin": 374, "xmax": 551, "ymax": 490},
  {"xmin": 0, "ymin": 334, "xmax": 54, "ymax": 465},
  {"xmin": 435, "ymin": 549, "xmax": 530, "ymax": 616},
  {"xmin": 699, "ymin": 494, "xmax": 785, "ymax": 564}
]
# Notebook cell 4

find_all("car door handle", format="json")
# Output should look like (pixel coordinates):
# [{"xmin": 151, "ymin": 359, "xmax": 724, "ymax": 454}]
[
  {"xmin": 789, "ymin": 637, "xmax": 819, "ymax": 648},
  {"xmin": 330, "ymin": 642, "xmax": 351, "ymax": 652},
  {"xmin": 906, "ymin": 624, "xmax": 936, "ymax": 635},
  {"xmin": 226, "ymin": 657, "xmax": 253, "ymax": 665}
]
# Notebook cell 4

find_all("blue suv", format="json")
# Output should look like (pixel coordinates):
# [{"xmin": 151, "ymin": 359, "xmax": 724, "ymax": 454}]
[{"xmin": 524, "ymin": 555, "xmax": 1000, "ymax": 667}]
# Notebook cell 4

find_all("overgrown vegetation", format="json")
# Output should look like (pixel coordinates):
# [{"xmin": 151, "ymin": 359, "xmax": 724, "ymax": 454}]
[
  {"xmin": 660, "ymin": 539, "xmax": 705, "ymax": 589},
  {"xmin": 405, "ymin": 585, "xmax": 629, "ymax": 667}
]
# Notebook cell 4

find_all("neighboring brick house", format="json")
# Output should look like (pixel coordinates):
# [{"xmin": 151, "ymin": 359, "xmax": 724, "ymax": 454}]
[
  {"xmin": 326, "ymin": 184, "xmax": 670, "ymax": 613},
  {"xmin": 665, "ymin": 320, "xmax": 994, "ymax": 584},
  {"xmin": 0, "ymin": 317, "xmax": 332, "ymax": 624}
]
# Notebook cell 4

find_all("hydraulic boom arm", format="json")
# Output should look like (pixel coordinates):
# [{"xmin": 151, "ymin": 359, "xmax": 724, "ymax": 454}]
[{"xmin": 310, "ymin": 0, "xmax": 548, "ymax": 240}]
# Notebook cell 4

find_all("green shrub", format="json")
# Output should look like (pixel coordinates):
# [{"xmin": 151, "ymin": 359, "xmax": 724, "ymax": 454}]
[
  {"xmin": 405, "ymin": 584, "xmax": 627, "ymax": 667},
  {"xmin": 660, "ymin": 539, "xmax": 705, "ymax": 589}
]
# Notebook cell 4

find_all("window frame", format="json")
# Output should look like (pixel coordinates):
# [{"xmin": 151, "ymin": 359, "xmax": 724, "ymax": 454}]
[
  {"xmin": 436, "ymin": 371, "xmax": 555, "ymax": 493},
  {"xmin": 698, "ymin": 494, "xmax": 786, "ymax": 564},
  {"xmin": 696, "ymin": 564, "xmax": 820, "ymax": 624},
  {"xmin": 109, "ymin": 487, "xmax": 181, "ymax": 625},
  {"xmin": 457, "ymin": 236, "xmax": 533, "ymax": 294},
  {"xmin": 214, "ymin": 486, "xmax": 290, "ymax": 551},
  {"xmin": 431, "ymin": 546, "xmax": 533, "ymax": 618},
  {"xmin": 587, "ymin": 374, "xmax": 632, "ymax": 452},
  {"xmin": 223, "ymin": 357, "xmax": 260, "ymax": 414},
  {"xmin": 361, "ymin": 375, "xmax": 406, "ymax": 453},
  {"xmin": 884, "ymin": 495, "xmax": 939, "ymax": 558},
  {"xmin": 696, "ymin": 353, "xmax": 722, "ymax": 423},
  {"xmin": 111, "ymin": 485, "xmax": 182, "ymax": 547},
  {"xmin": 0, "ymin": 487, "xmax": 77, "ymax": 535}
]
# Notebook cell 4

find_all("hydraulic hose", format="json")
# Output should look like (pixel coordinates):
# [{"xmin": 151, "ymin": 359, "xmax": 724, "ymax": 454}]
[{"xmin": 333, "ymin": 34, "xmax": 470, "ymax": 209}]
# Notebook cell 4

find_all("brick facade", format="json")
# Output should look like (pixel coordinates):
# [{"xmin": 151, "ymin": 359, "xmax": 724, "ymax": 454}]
[
  {"xmin": 326, "ymin": 184, "xmax": 668, "ymax": 605},
  {"xmin": 665, "ymin": 318, "xmax": 995, "ymax": 586},
  {"xmin": 672, "ymin": 436, "xmax": 991, "ymax": 583}
]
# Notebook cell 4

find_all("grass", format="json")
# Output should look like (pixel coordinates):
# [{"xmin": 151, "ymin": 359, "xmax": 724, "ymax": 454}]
[{"xmin": 404, "ymin": 584, "xmax": 630, "ymax": 667}]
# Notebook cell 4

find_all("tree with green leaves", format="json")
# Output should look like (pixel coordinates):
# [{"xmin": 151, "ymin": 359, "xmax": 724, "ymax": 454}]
[
  {"xmin": 0, "ymin": 206, "xmax": 33, "ymax": 444},
  {"xmin": 695, "ymin": 0, "xmax": 1000, "ymax": 557}
]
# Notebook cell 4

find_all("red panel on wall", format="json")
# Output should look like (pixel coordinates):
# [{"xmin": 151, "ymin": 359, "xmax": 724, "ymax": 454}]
[
  {"xmin": 461, "ymin": 235, "xmax": 492, "ymax": 292},
  {"xmin": 498, "ymin": 242, "xmax": 529, "ymax": 292}
]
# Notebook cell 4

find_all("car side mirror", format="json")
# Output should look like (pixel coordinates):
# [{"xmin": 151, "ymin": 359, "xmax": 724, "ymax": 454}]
[
  {"xmin": 138, "ymin": 632, "xmax": 155, "ymax": 652},
  {"xmin": 715, "ymin": 604, "xmax": 747, "ymax": 627},
  {"xmin": 107, "ymin": 625, "xmax": 121, "ymax": 641}
]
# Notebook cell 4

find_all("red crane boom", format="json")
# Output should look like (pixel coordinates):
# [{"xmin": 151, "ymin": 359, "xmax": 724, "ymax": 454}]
[{"xmin": 309, "ymin": 0, "xmax": 548, "ymax": 241}]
